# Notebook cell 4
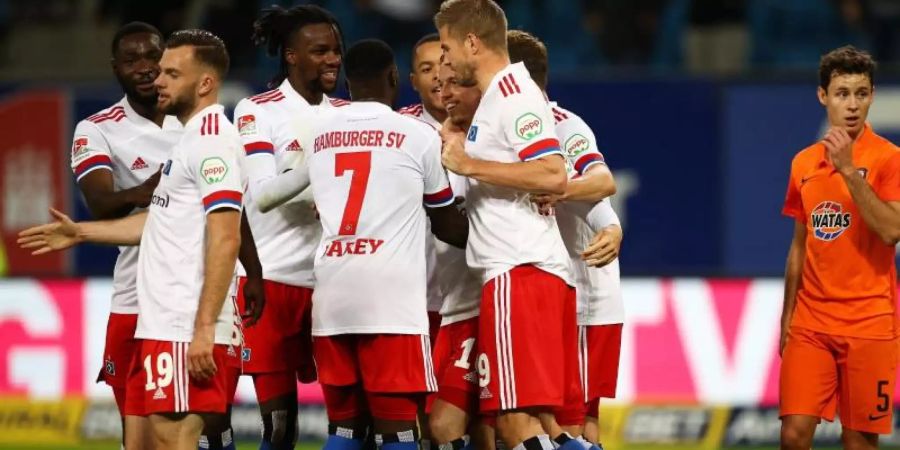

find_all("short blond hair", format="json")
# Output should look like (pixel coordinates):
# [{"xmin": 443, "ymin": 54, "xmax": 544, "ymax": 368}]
[
  {"xmin": 507, "ymin": 30, "xmax": 548, "ymax": 89},
  {"xmin": 434, "ymin": 0, "xmax": 508, "ymax": 52}
]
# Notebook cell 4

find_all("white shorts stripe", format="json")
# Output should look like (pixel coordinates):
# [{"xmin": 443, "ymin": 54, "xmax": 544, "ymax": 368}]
[
  {"xmin": 182, "ymin": 342, "xmax": 189, "ymax": 411},
  {"xmin": 421, "ymin": 335, "xmax": 438, "ymax": 391},
  {"xmin": 493, "ymin": 274, "xmax": 507, "ymax": 409},
  {"xmin": 502, "ymin": 273, "xmax": 516, "ymax": 408},
  {"xmin": 173, "ymin": 342, "xmax": 182, "ymax": 412},
  {"xmin": 578, "ymin": 326, "xmax": 588, "ymax": 403}
]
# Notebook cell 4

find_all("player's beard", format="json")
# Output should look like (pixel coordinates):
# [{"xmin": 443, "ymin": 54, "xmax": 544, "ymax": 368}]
[
  {"xmin": 454, "ymin": 60, "xmax": 477, "ymax": 87},
  {"xmin": 158, "ymin": 90, "xmax": 195, "ymax": 118}
]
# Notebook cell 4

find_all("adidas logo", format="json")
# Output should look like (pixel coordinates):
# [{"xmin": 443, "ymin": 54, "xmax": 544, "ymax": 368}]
[
  {"xmin": 480, "ymin": 387, "xmax": 492, "ymax": 399},
  {"xmin": 227, "ymin": 346, "xmax": 237, "ymax": 357},
  {"xmin": 153, "ymin": 387, "xmax": 166, "ymax": 400},
  {"xmin": 463, "ymin": 371, "xmax": 477, "ymax": 384},
  {"xmin": 286, "ymin": 140, "xmax": 302, "ymax": 152},
  {"xmin": 131, "ymin": 157, "xmax": 149, "ymax": 170}
]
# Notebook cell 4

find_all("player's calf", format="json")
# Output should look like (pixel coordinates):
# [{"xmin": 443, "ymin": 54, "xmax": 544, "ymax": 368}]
[
  {"xmin": 495, "ymin": 410, "xmax": 554, "ymax": 450},
  {"xmin": 199, "ymin": 408, "xmax": 235, "ymax": 450},
  {"xmin": 841, "ymin": 429, "xmax": 879, "ymax": 450},
  {"xmin": 254, "ymin": 372, "xmax": 301, "ymax": 450}
]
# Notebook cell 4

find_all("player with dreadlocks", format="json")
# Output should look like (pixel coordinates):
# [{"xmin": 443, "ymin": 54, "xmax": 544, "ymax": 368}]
[{"xmin": 230, "ymin": 5, "xmax": 347, "ymax": 450}]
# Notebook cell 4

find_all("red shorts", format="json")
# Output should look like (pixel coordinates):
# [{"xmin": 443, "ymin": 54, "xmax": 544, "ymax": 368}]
[
  {"xmin": 478, "ymin": 265, "xmax": 574, "ymax": 412},
  {"xmin": 579, "ymin": 324, "xmax": 623, "ymax": 402},
  {"xmin": 428, "ymin": 311, "xmax": 442, "ymax": 347},
  {"xmin": 429, "ymin": 317, "xmax": 480, "ymax": 414},
  {"xmin": 97, "ymin": 313, "xmax": 140, "ymax": 389},
  {"xmin": 125, "ymin": 340, "xmax": 240, "ymax": 415},
  {"xmin": 237, "ymin": 278, "xmax": 315, "ymax": 382},
  {"xmin": 780, "ymin": 328, "xmax": 898, "ymax": 434},
  {"xmin": 313, "ymin": 334, "xmax": 438, "ymax": 393},
  {"xmin": 553, "ymin": 292, "xmax": 584, "ymax": 426}
]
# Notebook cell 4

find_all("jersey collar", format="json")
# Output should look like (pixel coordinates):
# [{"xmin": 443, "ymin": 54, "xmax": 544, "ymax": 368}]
[
  {"xmin": 184, "ymin": 104, "xmax": 225, "ymax": 131},
  {"xmin": 120, "ymin": 96, "xmax": 182, "ymax": 131}
]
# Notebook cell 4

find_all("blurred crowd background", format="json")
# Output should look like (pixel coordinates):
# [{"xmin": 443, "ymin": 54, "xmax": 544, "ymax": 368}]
[{"xmin": 2, "ymin": 0, "xmax": 900, "ymax": 82}]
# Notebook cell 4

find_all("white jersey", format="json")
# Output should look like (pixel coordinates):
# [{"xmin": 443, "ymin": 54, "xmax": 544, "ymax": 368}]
[
  {"xmin": 436, "ymin": 172, "xmax": 482, "ymax": 325},
  {"xmin": 306, "ymin": 102, "xmax": 454, "ymax": 335},
  {"xmin": 135, "ymin": 104, "xmax": 245, "ymax": 344},
  {"xmin": 398, "ymin": 103, "xmax": 442, "ymax": 129},
  {"xmin": 400, "ymin": 103, "xmax": 444, "ymax": 314},
  {"xmin": 551, "ymin": 102, "xmax": 624, "ymax": 326},
  {"xmin": 70, "ymin": 97, "xmax": 183, "ymax": 314},
  {"xmin": 464, "ymin": 62, "xmax": 572, "ymax": 285},
  {"xmin": 233, "ymin": 80, "xmax": 349, "ymax": 287}
]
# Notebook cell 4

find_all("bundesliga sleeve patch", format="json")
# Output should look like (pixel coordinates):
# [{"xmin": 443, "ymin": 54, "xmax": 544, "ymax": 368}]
[
  {"xmin": 72, "ymin": 137, "xmax": 89, "ymax": 160},
  {"xmin": 237, "ymin": 114, "xmax": 257, "ymax": 136},
  {"xmin": 200, "ymin": 157, "xmax": 229, "ymax": 184},
  {"xmin": 515, "ymin": 113, "xmax": 543, "ymax": 141}
]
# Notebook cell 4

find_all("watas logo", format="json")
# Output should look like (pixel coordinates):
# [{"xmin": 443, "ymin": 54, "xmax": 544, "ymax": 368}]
[
  {"xmin": 515, "ymin": 113, "xmax": 542, "ymax": 141},
  {"xmin": 811, "ymin": 201, "xmax": 851, "ymax": 241}
]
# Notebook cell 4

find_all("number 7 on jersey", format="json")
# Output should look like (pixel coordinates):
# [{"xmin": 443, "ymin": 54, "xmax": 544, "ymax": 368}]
[{"xmin": 335, "ymin": 151, "xmax": 372, "ymax": 235}]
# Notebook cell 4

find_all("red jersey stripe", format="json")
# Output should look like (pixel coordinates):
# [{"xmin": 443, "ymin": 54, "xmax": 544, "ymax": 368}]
[
  {"xmin": 202, "ymin": 190, "xmax": 243, "ymax": 211},
  {"xmin": 518, "ymin": 138, "xmax": 562, "ymax": 161}
]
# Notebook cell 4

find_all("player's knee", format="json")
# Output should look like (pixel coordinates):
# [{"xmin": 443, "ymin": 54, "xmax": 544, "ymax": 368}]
[
  {"xmin": 780, "ymin": 423, "xmax": 814, "ymax": 450},
  {"xmin": 429, "ymin": 411, "xmax": 466, "ymax": 443}
]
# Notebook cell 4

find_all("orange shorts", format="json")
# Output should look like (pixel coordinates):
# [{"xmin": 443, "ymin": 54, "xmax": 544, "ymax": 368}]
[{"xmin": 780, "ymin": 327, "xmax": 898, "ymax": 434}]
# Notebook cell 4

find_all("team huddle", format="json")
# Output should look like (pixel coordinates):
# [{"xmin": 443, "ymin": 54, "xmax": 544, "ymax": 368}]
[
  {"xmin": 17, "ymin": 1, "xmax": 624, "ymax": 450},
  {"xmin": 18, "ymin": 1, "xmax": 900, "ymax": 450}
]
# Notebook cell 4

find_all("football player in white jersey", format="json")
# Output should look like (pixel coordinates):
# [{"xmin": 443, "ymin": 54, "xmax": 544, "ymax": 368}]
[
  {"xmin": 69, "ymin": 23, "xmax": 174, "ymax": 450},
  {"xmin": 427, "ymin": 58, "xmax": 493, "ymax": 450},
  {"xmin": 231, "ymin": 6, "xmax": 346, "ymax": 449},
  {"xmin": 398, "ymin": 32, "xmax": 449, "ymax": 450},
  {"xmin": 399, "ymin": 33, "xmax": 446, "ymax": 130},
  {"xmin": 21, "ymin": 30, "xmax": 244, "ymax": 450},
  {"xmin": 435, "ymin": 2, "xmax": 580, "ymax": 450},
  {"xmin": 254, "ymin": 39, "xmax": 469, "ymax": 450},
  {"xmin": 508, "ymin": 30, "xmax": 624, "ymax": 450}
]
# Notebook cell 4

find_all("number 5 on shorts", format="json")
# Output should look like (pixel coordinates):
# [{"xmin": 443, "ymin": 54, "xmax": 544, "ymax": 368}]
[{"xmin": 877, "ymin": 380, "xmax": 890, "ymax": 413}]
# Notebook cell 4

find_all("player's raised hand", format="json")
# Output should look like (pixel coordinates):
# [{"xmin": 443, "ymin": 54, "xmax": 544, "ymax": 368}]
[
  {"xmin": 822, "ymin": 127, "xmax": 855, "ymax": 175},
  {"xmin": 241, "ymin": 276, "xmax": 266, "ymax": 327},
  {"xmin": 17, "ymin": 208, "xmax": 83, "ymax": 255},
  {"xmin": 187, "ymin": 328, "xmax": 217, "ymax": 381},
  {"xmin": 133, "ymin": 164, "xmax": 164, "ymax": 208},
  {"xmin": 582, "ymin": 225, "xmax": 623, "ymax": 267}
]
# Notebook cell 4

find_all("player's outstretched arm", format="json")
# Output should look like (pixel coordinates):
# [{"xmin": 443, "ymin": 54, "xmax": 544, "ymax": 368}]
[
  {"xmin": 781, "ymin": 221, "xmax": 806, "ymax": 356},
  {"xmin": 427, "ymin": 203, "xmax": 469, "ymax": 249},
  {"xmin": 78, "ymin": 165, "xmax": 162, "ymax": 220},
  {"xmin": 189, "ymin": 209, "xmax": 241, "ymax": 381},
  {"xmin": 18, "ymin": 208, "xmax": 147, "ymax": 254},
  {"xmin": 238, "ymin": 210, "xmax": 266, "ymax": 327},
  {"xmin": 254, "ymin": 164, "xmax": 311, "ymax": 213}
]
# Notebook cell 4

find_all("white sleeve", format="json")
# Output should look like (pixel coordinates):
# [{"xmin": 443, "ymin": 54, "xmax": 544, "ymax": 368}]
[
  {"xmin": 499, "ymin": 92, "xmax": 563, "ymax": 162},
  {"xmin": 556, "ymin": 116, "xmax": 606, "ymax": 176},
  {"xmin": 586, "ymin": 199, "xmax": 620, "ymax": 230},
  {"xmin": 233, "ymin": 99, "xmax": 278, "ymax": 202},
  {"xmin": 421, "ymin": 134, "xmax": 453, "ymax": 208},
  {"xmin": 187, "ymin": 133, "xmax": 244, "ymax": 214},
  {"xmin": 71, "ymin": 121, "xmax": 113, "ymax": 181}
]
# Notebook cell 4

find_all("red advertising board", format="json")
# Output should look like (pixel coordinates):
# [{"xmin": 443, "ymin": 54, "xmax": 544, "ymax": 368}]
[{"xmin": 0, "ymin": 91, "xmax": 69, "ymax": 276}]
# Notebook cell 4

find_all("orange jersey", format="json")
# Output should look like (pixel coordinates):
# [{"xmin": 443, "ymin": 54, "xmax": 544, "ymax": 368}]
[{"xmin": 782, "ymin": 124, "xmax": 900, "ymax": 339}]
